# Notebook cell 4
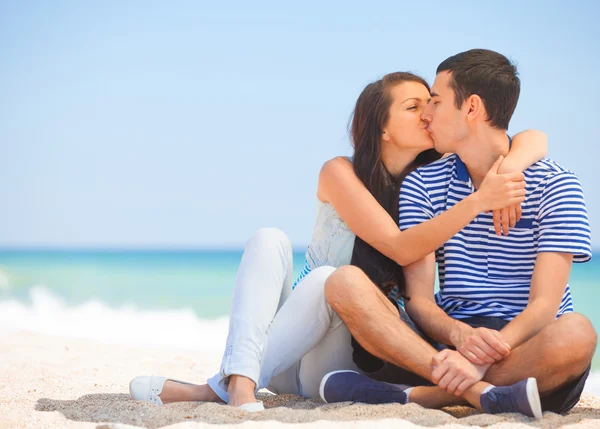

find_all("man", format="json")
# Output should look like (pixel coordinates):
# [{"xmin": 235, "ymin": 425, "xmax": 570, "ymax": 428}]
[{"xmin": 319, "ymin": 49, "xmax": 595, "ymax": 417}]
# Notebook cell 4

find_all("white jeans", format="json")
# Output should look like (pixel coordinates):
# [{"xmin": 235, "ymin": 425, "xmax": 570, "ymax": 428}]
[{"xmin": 206, "ymin": 228, "xmax": 358, "ymax": 402}]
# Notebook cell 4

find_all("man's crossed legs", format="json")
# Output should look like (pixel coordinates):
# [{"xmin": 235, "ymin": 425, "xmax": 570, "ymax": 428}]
[{"xmin": 323, "ymin": 266, "xmax": 596, "ymax": 415}]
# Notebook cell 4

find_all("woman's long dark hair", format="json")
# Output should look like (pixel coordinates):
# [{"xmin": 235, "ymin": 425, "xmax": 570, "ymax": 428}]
[{"xmin": 349, "ymin": 72, "xmax": 442, "ymax": 300}]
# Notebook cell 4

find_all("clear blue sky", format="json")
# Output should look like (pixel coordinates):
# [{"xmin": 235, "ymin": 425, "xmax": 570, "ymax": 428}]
[{"xmin": 1, "ymin": 0, "xmax": 598, "ymax": 249}]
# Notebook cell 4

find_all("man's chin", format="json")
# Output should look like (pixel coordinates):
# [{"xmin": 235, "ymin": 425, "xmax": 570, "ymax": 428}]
[{"xmin": 432, "ymin": 140, "xmax": 447, "ymax": 153}]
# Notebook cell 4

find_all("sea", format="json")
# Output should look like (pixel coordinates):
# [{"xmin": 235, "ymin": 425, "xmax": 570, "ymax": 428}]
[{"xmin": 1, "ymin": 249, "xmax": 599, "ymax": 392}]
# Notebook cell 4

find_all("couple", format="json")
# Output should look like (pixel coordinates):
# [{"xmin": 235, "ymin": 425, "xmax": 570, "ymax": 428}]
[{"xmin": 129, "ymin": 49, "xmax": 595, "ymax": 418}]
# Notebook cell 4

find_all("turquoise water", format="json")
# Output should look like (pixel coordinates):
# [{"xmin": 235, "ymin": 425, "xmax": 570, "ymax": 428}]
[
  {"xmin": 0, "ymin": 250, "xmax": 306, "ymax": 319},
  {"xmin": 0, "ymin": 249, "xmax": 598, "ymax": 366}
]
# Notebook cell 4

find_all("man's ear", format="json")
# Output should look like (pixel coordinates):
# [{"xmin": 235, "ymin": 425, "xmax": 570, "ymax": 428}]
[{"xmin": 466, "ymin": 94, "xmax": 486, "ymax": 122}]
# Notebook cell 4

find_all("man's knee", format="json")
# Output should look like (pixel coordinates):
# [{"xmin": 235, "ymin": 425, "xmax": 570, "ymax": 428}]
[
  {"xmin": 555, "ymin": 313, "xmax": 597, "ymax": 361},
  {"xmin": 536, "ymin": 313, "xmax": 597, "ymax": 371},
  {"xmin": 324, "ymin": 265, "xmax": 370, "ymax": 308}
]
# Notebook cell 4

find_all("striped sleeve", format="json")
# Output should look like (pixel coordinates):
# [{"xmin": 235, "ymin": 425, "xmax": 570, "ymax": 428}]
[
  {"xmin": 398, "ymin": 170, "xmax": 434, "ymax": 231},
  {"xmin": 537, "ymin": 172, "xmax": 592, "ymax": 263}
]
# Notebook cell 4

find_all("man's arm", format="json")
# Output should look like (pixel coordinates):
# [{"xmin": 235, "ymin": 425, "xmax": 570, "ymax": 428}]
[
  {"xmin": 500, "ymin": 252, "xmax": 573, "ymax": 348},
  {"xmin": 501, "ymin": 171, "xmax": 592, "ymax": 347},
  {"xmin": 404, "ymin": 254, "xmax": 510, "ymax": 363},
  {"xmin": 403, "ymin": 253, "xmax": 470, "ymax": 346},
  {"xmin": 404, "ymin": 254, "xmax": 500, "ymax": 394},
  {"xmin": 398, "ymin": 169, "xmax": 468, "ymax": 344},
  {"xmin": 399, "ymin": 167, "xmax": 511, "ymax": 363}
]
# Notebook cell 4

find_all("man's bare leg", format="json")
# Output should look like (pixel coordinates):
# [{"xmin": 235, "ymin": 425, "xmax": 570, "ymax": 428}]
[
  {"xmin": 483, "ymin": 312, "xmax": 596, "ymax": 395},
  {"xmin": 408, "ymin": 386, "xmax": 469, "ymax": 408},
  {"xmin": 324, "ymin": 265, "xmax": 491, "ymax": 410},
  {"xmin": 424, "ymin": 312, "xmax": 596, "ymax": 409}
]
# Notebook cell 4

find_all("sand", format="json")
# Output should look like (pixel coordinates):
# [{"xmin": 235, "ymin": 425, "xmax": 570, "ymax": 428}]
[{"xmin": 2, "ymin": 328, "xmax": 600, "ymax": 429}]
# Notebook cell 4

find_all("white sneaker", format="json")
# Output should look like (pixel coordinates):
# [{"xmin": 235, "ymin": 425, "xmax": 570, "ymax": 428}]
[
  {"xmin": 238, "ymin": 400, "xmax": 265, "ymax": 412},
  {"xmin": 129, "ymin": 375, "xmax": 265, "ymax": 411},
  {"xmin": 129, "ymin": 376, "xmax": 194, "ymax": 405}
]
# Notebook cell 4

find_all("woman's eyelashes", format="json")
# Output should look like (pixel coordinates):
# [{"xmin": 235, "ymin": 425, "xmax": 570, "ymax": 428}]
[{"xmin": 408, "ymin": 100, "xmax": 428, "ymax": 111}]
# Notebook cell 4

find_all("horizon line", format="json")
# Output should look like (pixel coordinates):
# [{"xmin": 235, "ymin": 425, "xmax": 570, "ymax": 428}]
[
  {"xmin": 0, "ymin": 246, "xmax": 313, "ymax": 253},
  {"xmin": 0, "ymin": 246, "xmax": 598, "ymax": 254}
]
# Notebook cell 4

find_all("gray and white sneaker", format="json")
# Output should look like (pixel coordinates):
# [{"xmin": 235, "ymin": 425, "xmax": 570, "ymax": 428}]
[{"xmin": 480, "ymin": 378, "xmax": 542, "ymax": 419}]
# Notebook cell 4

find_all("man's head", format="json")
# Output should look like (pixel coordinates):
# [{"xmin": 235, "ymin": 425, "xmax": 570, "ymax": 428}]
[{"xmin": 422, "ymin": 49, "xmax": 520, "ymax": 153}]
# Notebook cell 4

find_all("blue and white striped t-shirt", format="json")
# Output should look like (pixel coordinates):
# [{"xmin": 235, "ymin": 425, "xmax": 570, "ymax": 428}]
[{"xmin": 398, "ymin": 154, "xmax": 592, "ymax": 321}]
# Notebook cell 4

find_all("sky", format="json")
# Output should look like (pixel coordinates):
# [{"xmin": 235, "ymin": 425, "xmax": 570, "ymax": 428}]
[{"xmin": 1, "ymin": 0, "xmax": 599, "ymax": 249}]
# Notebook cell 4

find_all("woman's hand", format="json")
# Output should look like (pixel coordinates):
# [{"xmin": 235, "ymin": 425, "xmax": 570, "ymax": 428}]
[
  {"xmin": 491, "ymin": 204, "xmax": 522, "ymax": 236},
  {"xmin": 491, "ymin": 156, "xmax": 527, "ymax": 236},
  {"xmin": 473, "ymin": 156, "xmax": 527, "ymax": 233}
]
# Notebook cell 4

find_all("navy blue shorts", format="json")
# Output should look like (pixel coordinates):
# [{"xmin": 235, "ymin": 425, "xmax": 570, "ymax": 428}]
[{"xmin": 351, "ymin": 302, "xmax": 590, "ymax": 414}]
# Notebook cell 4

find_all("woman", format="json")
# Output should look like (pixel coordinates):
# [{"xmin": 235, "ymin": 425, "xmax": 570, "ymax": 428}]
[{"xmin": 129, "ymin": 72, "xmax": 546, "ymax": 411}]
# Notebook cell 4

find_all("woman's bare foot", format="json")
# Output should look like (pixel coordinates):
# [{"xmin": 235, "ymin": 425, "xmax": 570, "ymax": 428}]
[
  {"xmin": 228, "ymin": 375, "xmax": 258, "ymax": 407},
  {"xmin": 159, "ymin": 381, "xmax": 224, "ymax": 404}
]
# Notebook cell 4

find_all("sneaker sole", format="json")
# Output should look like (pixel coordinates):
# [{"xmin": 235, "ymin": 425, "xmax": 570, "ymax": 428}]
[
  {"xmin": 319, "ymin": 370, "xmax": 359, "ymax": 404},
  {"xmin": 526, "ymin": 377, "xmax": 543, "ymax": 419}
]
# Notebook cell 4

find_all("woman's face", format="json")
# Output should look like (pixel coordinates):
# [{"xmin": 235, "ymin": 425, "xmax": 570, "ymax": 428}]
[{"xmin": 382, "ymin": 81, "xmax": 433, "ymax": 152}]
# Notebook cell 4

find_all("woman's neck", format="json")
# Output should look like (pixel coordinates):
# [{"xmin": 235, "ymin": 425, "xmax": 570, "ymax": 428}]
[{"xmin": 381, "ymin": 143, "xmax": 420, "ymax": 176}]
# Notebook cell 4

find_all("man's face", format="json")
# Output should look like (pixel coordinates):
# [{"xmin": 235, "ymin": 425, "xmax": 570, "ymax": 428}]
[{"xmin": 421, "ymin": 71, "xmax": 469, "ymax": 154}]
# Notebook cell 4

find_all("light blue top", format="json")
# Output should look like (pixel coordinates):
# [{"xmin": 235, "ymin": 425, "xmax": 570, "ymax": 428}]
[
  {"xmin": 293, "ymin": 156, "xmax": 404, "ymax": 305},
  {"xmin": 292, "ymin": 199, "xmax": 356, "ymax": 289}
]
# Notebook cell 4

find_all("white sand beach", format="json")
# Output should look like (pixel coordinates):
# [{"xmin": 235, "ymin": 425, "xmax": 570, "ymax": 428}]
[{"xmin": 2, "ymin": 327, "xmax": 600, "ymax": 429}]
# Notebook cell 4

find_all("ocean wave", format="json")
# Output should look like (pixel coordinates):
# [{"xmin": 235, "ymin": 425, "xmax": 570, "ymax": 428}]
[{"xmin": 0, "ymin": 286, "xmax": 229, "ymax": 352}]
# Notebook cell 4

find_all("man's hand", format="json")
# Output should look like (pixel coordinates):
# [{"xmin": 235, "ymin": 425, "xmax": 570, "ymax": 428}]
[
  {"xmin": 431, "ymin": 349, "xmax": 487, "ymax": 396},
  {"xmin": 452, "ymin": 326, "xmax": 511, "ymax": 365}
]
